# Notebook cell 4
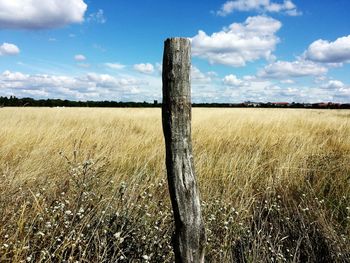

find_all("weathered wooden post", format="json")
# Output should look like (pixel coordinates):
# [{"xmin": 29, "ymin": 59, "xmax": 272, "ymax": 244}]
[{"xmin": 162, "ymin": 38, "xmax": 206, "ymax": 262}]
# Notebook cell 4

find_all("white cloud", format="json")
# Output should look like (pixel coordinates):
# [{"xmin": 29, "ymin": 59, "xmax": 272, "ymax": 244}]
[
  {"xmin": 84, "ymin": 73, "xmax": 145, "ymax": 88},
  {"xmin": 280, "ymin": 79, "xmax": 295, "ymax": 84},
  {"xmin": 133, "ymin": 63, "xmax": 154, "ymax": 74},
  {"xmin": 2, "ymin": 69, "xmax": 350, "ymax": 103},
  {"xmin": 217, "ymin": 0, "xmax": 301, "ymax": 16},
  {"xmin": 2, "ymin": 70, "xmax": 27, "ymax": 81},
  {"xmin": 87, "ymin": 9, "xmax": 106, "ymax": 24},
  {"xmin": 0, "ymin": 0, "xmax": 87, "ymax": 29},
  {"xmin": 321, "ymin": 80, "xmax": 345, "ymax": 90},
  {"xmin": 74, "ymin": 54, "xmax": 86, "ymax": 61},
  {"xmin": 222, "ymin": 78, "xmax": 350, "ymax": 103},
  {"xmin": 0, "ymin": 43, "xmax": 20, "ymax": 56},
  {"xmin": 313, "ymin": 80, "xmax": 350, "ymax": 102},
  {"xmin": 105, "ymin": 63, "xmax": 126, "ymax": 70},
  {"xmin": 191, "ymin": 16, "xmax": 281, "ymax": 67},
  {"xmin": 285, "ymin": 9, "xmax": 301, "ymax": 16},
  {"xmin": 258, "ymin": 60, "xmax": 328, "ymax": 78},
  {"xmin": 191, "ymin": 66, "xmax": 213, "ymax": 84},
  {"xmin": 223, "ymin": 74, "xmax": 243, "ymax": 86},
  {"xmin": 0, "ymin": 70, "xmax": 148, "ymax": 100},
  {"xmin": 304, "ymin": 35, "xmax": 350, "ymax": 63},
  {"xmin": 155, "ymin": 63, "xmax": 162, "ymax": 75},
  {"xmin": 207, "ymin": 71, "xmax": 218, "ymax": 77}
]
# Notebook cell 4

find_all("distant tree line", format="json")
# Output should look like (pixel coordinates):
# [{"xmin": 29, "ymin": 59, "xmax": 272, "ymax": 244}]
[
  {"xmin": 0, "ymin": 96, "xmax": 160, "ymax": 108},
  {"xmin": 1, "ymin": 96, "xmax": 350, "ymax": 109}
]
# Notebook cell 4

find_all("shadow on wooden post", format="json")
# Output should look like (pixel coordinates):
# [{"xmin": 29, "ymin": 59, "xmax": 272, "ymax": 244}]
[{"xmin": 162, "ymin": 38, "xmax": 206, "ymax": 263}]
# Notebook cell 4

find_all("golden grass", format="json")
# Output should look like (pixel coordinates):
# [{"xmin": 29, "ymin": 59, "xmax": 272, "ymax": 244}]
[{"xmin": 0, "ymin": 108, "xmax": 349, "ymax": 262}]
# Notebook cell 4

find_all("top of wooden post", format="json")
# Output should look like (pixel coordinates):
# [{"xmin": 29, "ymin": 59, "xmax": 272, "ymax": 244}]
[
  {"xmin": 163, "ymin": 38, "xmax": 191, "ymax": 55},
  {"xmin": 162, "ymin": 37, "xmax": 191, "ymax": 101},
  {"xmin": 164, "ymin": 37, "xmax": 190, "ymax": 43}
]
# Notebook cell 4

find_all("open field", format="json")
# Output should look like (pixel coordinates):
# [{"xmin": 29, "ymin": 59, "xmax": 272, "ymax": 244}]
[{"xmin": 0, "ymin": 108, "xmax": 350, "ymax": 262}]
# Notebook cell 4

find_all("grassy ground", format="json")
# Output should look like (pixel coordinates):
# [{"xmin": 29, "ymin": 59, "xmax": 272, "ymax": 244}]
[{"xmin": 0, "ymin": 108, "xmax": 349, "ymax": 262}]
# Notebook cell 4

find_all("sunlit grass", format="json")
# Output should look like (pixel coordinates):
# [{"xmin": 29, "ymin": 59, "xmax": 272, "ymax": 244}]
[{"xmin": 0, "ymin": 108, "xmax": 349, "ymax": 262}]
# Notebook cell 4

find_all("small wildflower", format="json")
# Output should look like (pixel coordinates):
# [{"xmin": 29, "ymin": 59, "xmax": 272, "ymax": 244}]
[
  {"xmin": 65, "ymin": 210, "xmax": 72, "ymax": 216},
  {"xmin": 37, "ymin": 231, "xmax": 45, "ymax": 237}
]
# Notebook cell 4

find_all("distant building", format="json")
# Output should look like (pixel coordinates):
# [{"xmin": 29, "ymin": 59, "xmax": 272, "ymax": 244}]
[
  {"xmin": 243, "ymin": 101, "xmax": 261, "ymax": 107},
  {"xmin": 273, "ymin": 102, "xmax": 290, "ymax": 106},
  {"xmin": 318, "ymin": 102, "xmax": 329, "ymax": 107}
]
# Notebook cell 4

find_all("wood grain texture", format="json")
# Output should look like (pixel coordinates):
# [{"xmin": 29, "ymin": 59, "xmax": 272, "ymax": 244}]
[{"xmin": 162, "ymin": 38, "xmax": 206, "ymax": 263}]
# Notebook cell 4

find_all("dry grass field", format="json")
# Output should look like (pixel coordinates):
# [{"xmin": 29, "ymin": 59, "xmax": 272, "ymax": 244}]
[{"xmin": 0, "ymin": 108, "xmax": 350, "ymax": 262}]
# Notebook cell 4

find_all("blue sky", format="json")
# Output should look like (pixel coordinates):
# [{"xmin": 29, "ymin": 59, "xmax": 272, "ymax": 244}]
[{"xmin": 0, "ymin": 0, "xmax": 350, "ymax": 103}]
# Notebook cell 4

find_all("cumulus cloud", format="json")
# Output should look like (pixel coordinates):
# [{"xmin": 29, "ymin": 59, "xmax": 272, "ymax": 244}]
[
  {"xmin": 315, "ymin": 80, "xmax": 350, "ymax": 102},
  {"xmin": 1, "ymin": 70, "xmax": 27, "ymax": 81},
  {"xmin": 280, "ymin": 79, "xmax": 295, "ymax": 84},
  {"xmin": 191, "ymin": 66, "xmax": 214, "ymax": 84},
  {"xmin": 222, "ymin": 78, "xmax": 285, "ymax": 102},
  {"xmin": 105, "ymin": 63, "xmax": 126, "ymax": 70},
  {"xmin": 222, "ymin": 77, "xmax": 350, "ymax": 103},
  {"xmin": 321, "ymin": 80, "xmax": 345, "ymax": 90},
  {"xmin": 2, "ymin": 69, "xmax": 350, "ymax": 103},
  {"xmin": 155, "ymin": 63, "xmax": 162, "ymax": 75},
  {"xmin": 74, "ymin": 54, "xmax": 86, "ymax": 61},
  {"xmin": 191, "ymin": 16, "xmax": 281, "ymax": 67},
  {"xmin": 258, "ymin": 60, "xmax": 328, "ymax": 78},
  {"xmin": 304, "ymin": 35, "xmax": 350, "ymax": 64},
  {"xmin": 223, "ymin": 74, "xmax": 243, "ymax": 86},
  {"xmin": 84, "ymin": 72, "xmax": 145, "ymax": 88},
  {"xmin": 0, "ymin": 0, "xmax": 87, "ymax": 29},
  {"xmin": 0, "ymin": 70, "xmax": 148, "ymax": 100},
  {"xmin": 217, "ymin": 0, "xmax": 301, "ymax": 16},
  {"xmin": 0, "ymin": 43, "xmax": 20, "ymax": 56},
  {"xmin": 133, "ymin": 63, "xmax": 154, "ymax": 74}
]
